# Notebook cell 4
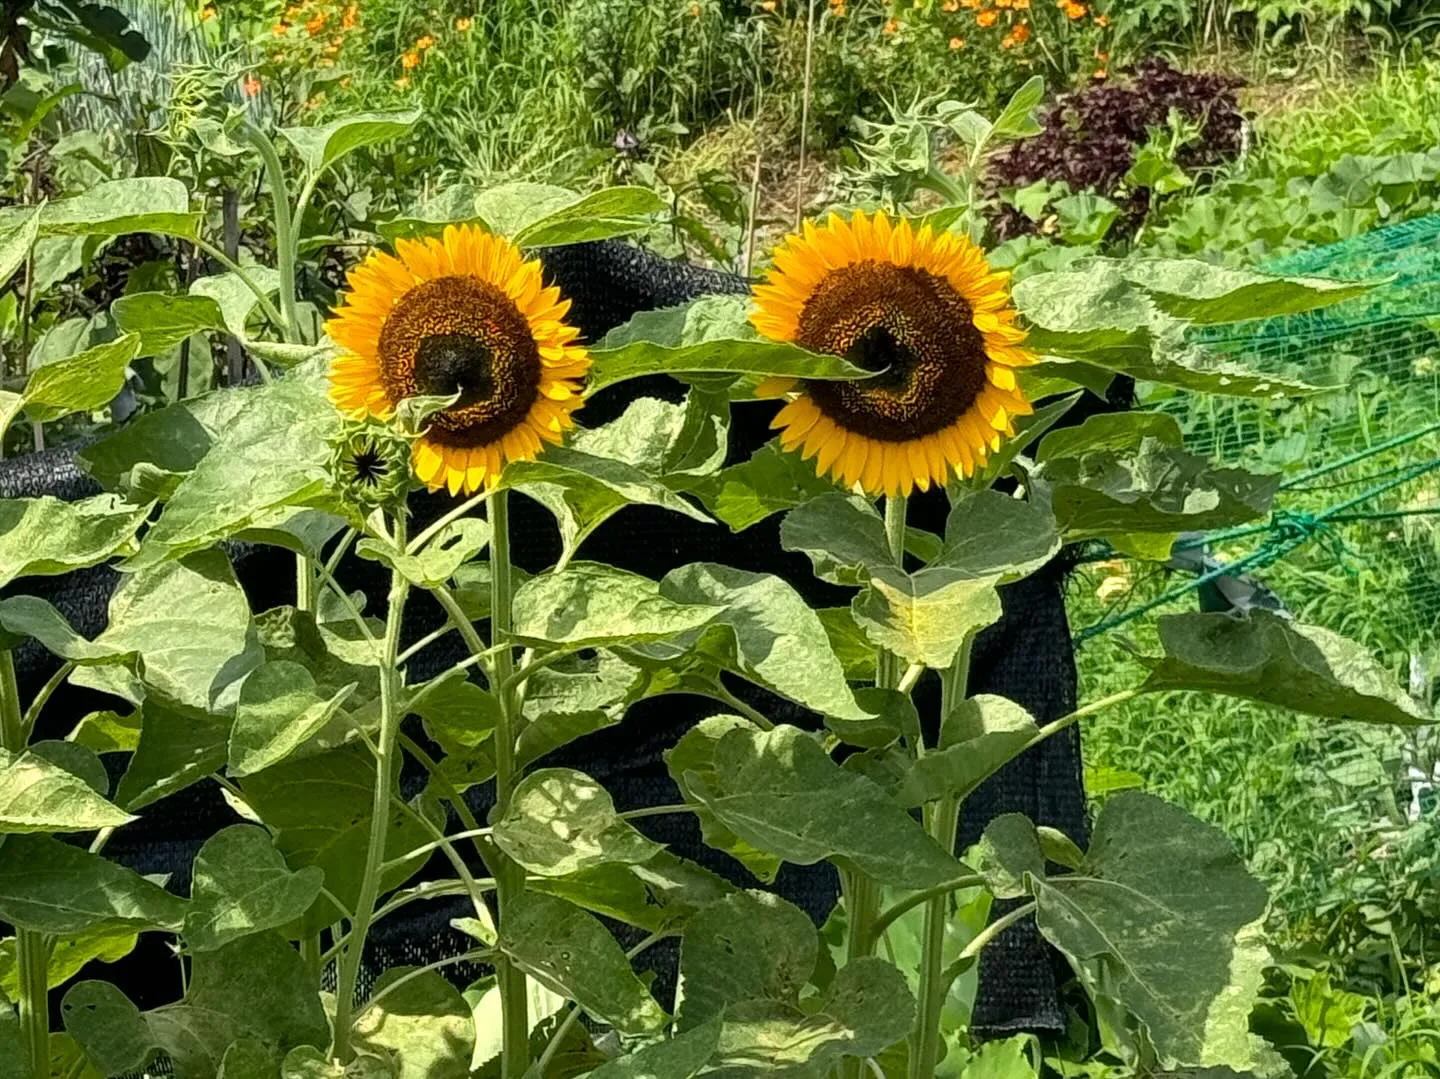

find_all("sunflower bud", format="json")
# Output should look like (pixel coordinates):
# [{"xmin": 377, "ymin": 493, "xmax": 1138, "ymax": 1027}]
[{"xmin": 329, "ymin": 420, "xmax": 414, "ymax": 511}]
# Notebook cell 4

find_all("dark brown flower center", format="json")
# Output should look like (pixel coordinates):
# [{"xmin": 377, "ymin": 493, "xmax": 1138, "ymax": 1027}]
[
  {"xmin": 797, "ymin": 261, "xmax": 988, "ymax": 442},
  {"xmin": 377, "ymin": 275, "xmax": 541, "ymax": 448}
]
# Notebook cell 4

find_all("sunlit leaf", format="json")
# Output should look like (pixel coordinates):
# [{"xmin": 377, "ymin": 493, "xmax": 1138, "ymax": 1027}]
[
  {"xmin": 684, "ymin": 724, "xmax": 966, "ymax": 888},
  {"xmin": 39, "ymin": 177, "xmax": 199, "ymax": 239},
  {"xmin": 184, "ymin": 825, "xmax": 325, "ymax": 952},
  {"xmin": 190, "ymin": 267, "xmax": 283, "ymax": 338},
  {"xmin": 356, "ymin": 519, "xmax": 489, "ymax": 590},
  {"xmin": 0, "ymin": 747, "xmax": 132, "ymax": 834},
  {"xmin": 780, "ymin": 493, "xmax": 893, "ymax": 586},
  {"xmin": 493, "ymin": 768, "xmax": 663, "ymax": 877},
  {"xmin": 352, "ymin": 968, "xmax": 474, "ymax": 1079},
  {"xmin": 851, "ymin": 566, "xmax": 1002, "ymax": 670},
  {"xmin": 894, "ymin": 695, "xmax": 1040, "ymax": 808},
  {"xmin": 585, "ymin": 1015, "xmax": 722, "ymax": 1079},
  {"xmin": 23, "ymin": 334, "xmax": 140, "ymax": 422},
  {"xmin": 686, "ymin": 441, "xmax": 838, "ymax": 532},
  {"xmin": 111, "ymin": 293, "xmax": 226, "ymax": 355},
  {"xmin": 95, "ymin": 550, "xmax": 252, "ymax": 714},
  {"xmin": 1141, "ymin": 609, "xmax": 1432, "ymax": 726},
  {"xmin": 511, "ymin": 563, "xmax": 723, "ymax": 649},
  {"xmin": 938, "ymin": 490, "xmax": 1059, "ymax": 582},
  {"xmin": 279, "ymin": 110, "xmax": 422, "ymax": 173},
  {"xmin": 514, "ymin": 186, "xmax": 667, "ymax": 247},
  {"xmin": 1035, "ymin": 411, "xmax": 1183, "ymax": 462},
  {"xmin": 0, "ymin": 835, "xmax": 187, "ymax": 934},
  {"xmin": 0, "ymin": 205, "xmax": 41, "ymax": 290},
  {"xmin": 589, "ymin": 296, "xmax": 871, "ymax": 393},
  {"xmin": 116, "ymin": 698, "xmax": 231, "ymax": 811},
  {"xmin": 0, "ymin": 494, "xmax": 146, "ymax": 588},
  {"xmin": 502, "ymin": 892, "xmax": 667, "ymax": 1034},
  {"xmin": 1041, "ymin": 438, "xmax": 1279, "ymax": 541}
]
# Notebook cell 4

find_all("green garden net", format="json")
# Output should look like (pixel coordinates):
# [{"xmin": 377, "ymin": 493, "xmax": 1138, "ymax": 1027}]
[{"xmin": 1081, "ymin": 212, "xmax": 1440, "ymax": 660}]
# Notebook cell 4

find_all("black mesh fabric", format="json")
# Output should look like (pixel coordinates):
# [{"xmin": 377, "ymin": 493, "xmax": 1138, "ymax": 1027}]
[{"xmin": 0, "ymin": 239, "xmax": 1090, "ymax": 1040}]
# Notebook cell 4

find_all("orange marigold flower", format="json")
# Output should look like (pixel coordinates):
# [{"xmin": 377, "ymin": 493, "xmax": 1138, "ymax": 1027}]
[
  {"xmin": 416, "ymin": 34, "xmax": 436, "ymax": 49},
  {"xmin": 242, "ymin": 75, "xmax": 263, "ymax": 96},
  {"xmin": 996, "ymin": 0, "xmax": 1012, "ymax": 9},
  {"xmin": 395, "ymin": 75, "xmax": 411, "ymax": 88},
  {"xmin": 1096, "ymin": 49, "xmax": 1110, "ymax": 59},
  {"xmin": 975, "ymin": 9, "xmax": 998, "ymax": 25},
  {"xmin": 961, "ymin": 0, "xmax": 981, "ymax": 10},
  {"xmin": 1093, "ymin": 66, "xmax": 1108, "ymax": 78},
  {"xmin": 1013, "ymin": 0, "xmax": 1030, "ymax": 9},
  {"xmin": 829, "ymin": 0, "xmax": 846, "ymax": 13},
  {"xmin": 1011, "ymin": 20, "xmax": 1031, "ymax": 40},
  {"xmin": 948, "ymin": 34, "xmax": 965, "ymax": 47},
  {"xmin": 455, "ymin": 15, "xmax": 474, "ymax": 29},
  {"xmin": 342, "ymin": 3, "xmax": 358, "ymax": 27},
  {"xmin": 761, "ymin": 0, "xmax": 777, "ymax": 10},
  {"xmin": 401, "ymin": 50, "xmax": 421, "ymax": 69},
  {"xmin": 306, "ymin": 12, "xmax": 328, "ymax": 34},
  {"xmin": 272, "ymin": 21, "xmax": 288, "ymax": 35},
  {"xmin": 201, "ymin": 4, "xmax": 216, "ymax": 19},
  {"xmin": 1063, "ymin": 1, "xmax": 1086, "ymax": 17},
  {"xmin": 882, "ymin": 16, "xmax": 899, "ymax": 31},
  {"xmin": 943, "ymin": 0, "xmax": 959, "ymax": 8}
]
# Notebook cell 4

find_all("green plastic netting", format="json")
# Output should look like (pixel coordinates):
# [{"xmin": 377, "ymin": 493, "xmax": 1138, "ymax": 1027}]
[{"xmin": 1081, "ymin": 212, "xmax": 1440, "ymax": 701}]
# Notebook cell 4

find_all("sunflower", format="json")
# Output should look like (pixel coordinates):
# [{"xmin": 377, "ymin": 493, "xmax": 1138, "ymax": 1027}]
[
  {"xmin": 749, "ymin": 210, "xmax": 1033, "ymax": 498},
  {"xmin": 327, "ymin": 225, "xmax": 589, "ymax": 496}
]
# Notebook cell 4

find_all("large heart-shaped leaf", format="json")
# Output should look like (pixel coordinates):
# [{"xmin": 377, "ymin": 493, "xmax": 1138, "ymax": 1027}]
[
  {"xmin": 511, "ymin": 563, "xmax": 723, "ymax": 649},
  {"xmin": 95, "ymin": 549, "xmax": 252, "ymax": 714},
  {"xmin": 851, "ymin": 566, "xmax": 1003, "ymax": 670},
  {"xmin": 589, "ymin": 296, "xmax": 871, "ymax": 393},
  {"xmin": 38, "ymin": 178, "xmax": 199, "ymax": 239},
  {"xmin": 780, "ymin": 493, "xmax": 894, "ymax": 587},
  {"xmin": 279, "ymin": 110, "xmax": 421, "ymax": 174},
  {"xmin": 501, "ymin": 892, "xmax": 667, "ymax": 1035},
  {"xmin": 683, "ymin": 724, "xmax": 966, "ymax": 888},
  {"xmin": 23, "ymin": 334, "xmax": 141, "ymax": 421},
  {"xmin": 184, "ymin": 825, "xmax": 325, "ymax": 952},
  {"xmin": 133, "ymin": 367, "xmax": 341, "ymax": 566},
  {"xmin": 0, "ymin": 748, "xmax": 133, "ymax": 834},
  {"xmin": 0, "ymin": 493, "xmax": 147, "ymax": 587},
  {"xmin": 352, "ymin": 968, "xmax": 474, "ymax": 1079},
  {"xmin": 493, "ymin": 768, "xmax": 663, "ymax": 877},
  {"xmin": 228, "ymin": 661, "xmax": 357, "ymax": 778},
  {"xmin": 1141, "ymin": 609, "xmax": 1431, "ymax": 726},
  {"xmin": 0, "ymin": 836, "xmax": 187, "ymax": 934},
  {"xmin": 938, "ymin": 489, "xmax": 1059, "ymax": 582},
  {"xmin": 686, "ymin": 442, "xmax": 839, "ymax": 532},
  {"xmin": 513, "ymin": 186, "xmax": 666, "ymax": 248},
  {"xmin": 1042, "ymin": 438, "xmax": 1279, "ymax": 541},
  {"xmin": 111, "ymin": 293, "xmax": 227, "ymax": 355},
  {"xmin": 894, "ymin": 695, "xmax": 1041, "ymax": 809}
]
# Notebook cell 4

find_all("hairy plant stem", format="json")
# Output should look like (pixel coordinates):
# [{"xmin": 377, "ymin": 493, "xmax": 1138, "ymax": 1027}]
[
  {"xmin": 843, "ymin": 494, "xmax": 907, "ymax": 1079},
  {"xmin": 330, "ymin": 514, "xmax": 410, "ymax": 1062},
  {"xmin": 489, "ymin": 490, "xmax": 530, "ymax": 1079},
  {"xmin": 243, "ymin": 124, "xmax": 301, "ymax": 345},
  {"xmin": 1, "ymin": 650, "xmax": 47, "ymax": 1079},
  {"xmin": 910, "ymin": 635, "xmax": 974, "ymax": 1079}
]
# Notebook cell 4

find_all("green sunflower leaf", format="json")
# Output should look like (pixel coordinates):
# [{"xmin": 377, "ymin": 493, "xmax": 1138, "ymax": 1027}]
[
  {"xmin": 23, "ymin": 334, "xmax": 142, "ymax": 422},
  {"xmin": 36, "ymin": 177, "xmax": 199, "ymax": 239},
  {"xmin": 0, "ymin": 748, "xmax": 133, "ymax": 834},
  {"xmin": 0, "ymin": 836, "xmax": 187, "ymax": 934},
  {"xmin": 1140, "ymin": 609, "xmax": 1432, "ymax": 726},
  {"xmin": 511, "ymin": 562, "xmax": 723, "ymax": 649},
  {"xmin": 0, "ymin": 494, "xmax": 148, "ymax": 588},
  {"xmin": 513, "ymin": 185, "xmax": 667, "ymax": 248},
  {"xmin": 492, "ymin": 769, "xmax": 664, "ymax": 877},
  {"xmin": 682, "ymin": 723, "xmax": 967, "ymax": 888},
  {"xmin": 686, "ymin": 441, "xmax": 839, "ymax": 532},
  {"xmin": 1040, "ymin": 437, "xmax": 1280, "ymax": 541},
  {"xmin": 851, "ymin": 566, "xmax": 1003, "ymax": 670},
  {"xmin": 588, "ymin": 295, "xmax": 871, "ymax": 393},
  {"xmin": 278, "ymin": 110, "xmax": 422, "ymax": 175},
  {"xmin": 184, "ymin": 825, "xmax": 325, "ymax": 953},
  {"xmin": 0, "ymin": 205, "xmax": 41, "ymax": 291},
  {"xmin": 501, "ymin": 892, "xmax": 668, "ymax": 1035},
  {"xmin": 111, "ymin": 293, "xmax": 227, "ymax": 356}
]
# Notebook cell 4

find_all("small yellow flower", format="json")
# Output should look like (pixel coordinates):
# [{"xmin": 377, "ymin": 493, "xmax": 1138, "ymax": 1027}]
[
  {"xmin": 976, "ymin": 9, "xmax": 997, "ymax": 26},
  {"xmin": 272, "ymin": 21, "xmax": 289, "ymax": 35},
  {"xmin": 882, "ymin": 16, "xmax": 899, "ymax": 31},
  {"xmin": 949, "ymin": 34, "xmax": 965, "ymax": 47},
  {"xmin": 201, "ymin": 4, "xmax": 216, "ymax": 19},
  {"xmin": 761, "ymin": 0, "xmax": 777, "ymax": 10},
  {"xmin": 942, "ymin": 0, "xmax": 959, "ymax": 8},
  {"xmin": 340, "ymin": 75, "xmax": 353, "ymax": 87},
  {"xmin": 342, "ymin": 3, "xmax": 358, "ymax": 27},
  {"xmin": 395, "ymin": 75, "xmax": 411, "ymax": 88},
  {"xmin": 306, "ymin": 11, "xmax": 328, "ymax": 34},
  {"xmin": 689, "ymin": 1, "xmax": 701, "ymax": 12},
  {"xmin": 416, "ymin": 34, "xmax": 436, "ymax": 49},
  {"xmin": 401, "ymin": 50, "xmax": 421, "ymax": 69},
  {"xmin": 455, "ymin": 15, "xmax": 474, "ymax": 30},
  {"xmin": 1094, "ymin": 11, "xmax": 1110, "ymax": 23},
  {"xmin": 1096, "ymin": 576, "xmax": 1129, "ymax": 603}
]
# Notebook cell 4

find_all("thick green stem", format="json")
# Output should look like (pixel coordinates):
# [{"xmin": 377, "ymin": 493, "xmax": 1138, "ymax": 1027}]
[
  {"xmin": 192, "ymin": 238, "xmax": 289, "ymax": 334},
  {"xmin": 330, "ymin": 516, "xmax": 410, "ymax": 1062},
  {"xmin": 489, "ymin": 490, "xmax": 530, "ymax": 1079},
  {"xmin": 243, "ymin": 125, "xmax": 302, "ymax": 344},
  {"xmin": 843, "ymin": 495, "xmax": 909, "ymax": 1079},
  {"xmin": 2, "ymin": 651, "xmax": 47, "ymax": 1079},
  {"xmin": 910, "ymin": 633, "xmax": 973, "ymax": 1079}
]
